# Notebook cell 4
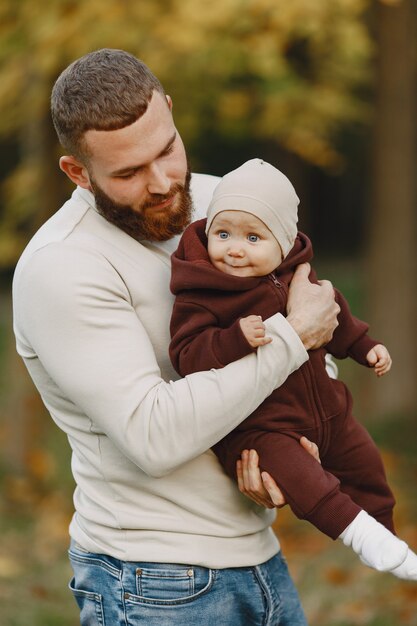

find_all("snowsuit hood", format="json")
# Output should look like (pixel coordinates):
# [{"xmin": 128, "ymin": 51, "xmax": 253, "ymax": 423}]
[{"xmin": 170, "ymin": 218, "xmax": 313, "ymax": 295}]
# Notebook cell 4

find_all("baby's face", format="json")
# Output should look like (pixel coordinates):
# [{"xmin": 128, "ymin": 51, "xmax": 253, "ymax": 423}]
[{"xmin": 207, "ymin": 210, "xmax": 283, "ymax": 278}]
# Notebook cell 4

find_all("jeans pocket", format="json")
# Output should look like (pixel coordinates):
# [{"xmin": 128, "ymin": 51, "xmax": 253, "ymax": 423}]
[
  {"xmin": 69, "ymin": 576, "xmax": 105, "ymax": 626},
  {"xmin": 68, "ymin": 545, "xmax": 121, "ymax": 625},
  {"xmin": 127, "ymin": 565, "xmax": 214, "ymax": 605}
]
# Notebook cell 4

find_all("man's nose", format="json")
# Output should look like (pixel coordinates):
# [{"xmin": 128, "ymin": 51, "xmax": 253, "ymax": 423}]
[{"xmin": 147, "ymin": 163, "xmax": 171, "ymax": 195}]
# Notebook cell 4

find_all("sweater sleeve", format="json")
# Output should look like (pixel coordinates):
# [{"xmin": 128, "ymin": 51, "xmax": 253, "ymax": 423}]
[
  {"xmin": 14, "ymin": 242, "xmax": 308, "ymax": 478},
  {"xmin": 325, "ymin": 288, "xmax": 379, "ymax": 365},
  {"xmin": 169, "ymin": 298, "xmax": 254, "ymax": 376}
]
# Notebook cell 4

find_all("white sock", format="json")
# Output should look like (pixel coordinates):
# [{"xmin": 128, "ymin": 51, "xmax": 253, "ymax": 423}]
[
  {"xmin": 339, "ymin": 510, "xmax": 417, "ymax": 580},
  {"xmin": 391, "ymin": 551, "xmax": 417, "ymax": 580}
]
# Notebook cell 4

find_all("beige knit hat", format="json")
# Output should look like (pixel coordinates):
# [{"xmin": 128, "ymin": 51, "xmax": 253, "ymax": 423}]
[{"xmin": 205, "ymin": 158, "xmax": 299, "ymax": 258}]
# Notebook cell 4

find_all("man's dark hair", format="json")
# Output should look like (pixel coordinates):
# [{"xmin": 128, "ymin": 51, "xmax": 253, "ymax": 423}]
[{"xmin": 51, "ymin": 48, "xmax": 165, "ymax": 161}]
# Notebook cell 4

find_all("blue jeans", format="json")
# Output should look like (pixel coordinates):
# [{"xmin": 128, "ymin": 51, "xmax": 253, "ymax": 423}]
[{"xmin": 68, "ymin": 541, "xmax": 307, "ymax": 625}]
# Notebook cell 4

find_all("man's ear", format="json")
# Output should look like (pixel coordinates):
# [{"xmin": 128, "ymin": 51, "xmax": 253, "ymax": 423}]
[
  {"xmin": 59, "ymin": 156, "xmax": 92, "ymax": 190},
  {"xmin": 166, "ymin": 94, "xmax": 173, "ymax": 110}
]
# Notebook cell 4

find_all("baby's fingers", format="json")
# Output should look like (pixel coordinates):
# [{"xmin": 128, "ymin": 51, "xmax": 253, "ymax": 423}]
[
  {"xmin": 374, "ymin": 356, "xmax": 392, "ymax": 376},
  {"xmin": 252, "ymin": 336, "xmax": 272, "ymax": 347},
  {"xmin": 375, "ymin": 361, "xmax": 391, "ymax": 376}
]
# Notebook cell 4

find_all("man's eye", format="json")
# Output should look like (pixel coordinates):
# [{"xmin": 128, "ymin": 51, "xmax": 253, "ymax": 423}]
[
  {"xmin": 117, "ymin": 171, "xmax": 136, "ymax": 179},
  {"xmin": 247, "ymin": 234, "xmax": 260, "ymax": 243},
  {"xmin": 162, "ymin": 143, "xmax": 175, "ymax": 157},
  {"xmin": 218, "ymin": 231, "xmax": 229, "ymax": 240}
]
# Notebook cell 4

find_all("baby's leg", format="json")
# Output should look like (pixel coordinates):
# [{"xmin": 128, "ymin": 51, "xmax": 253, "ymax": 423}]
[
  {"xmin": 214, "ymin": 426, "xmax": 417, "ymax": 580},
  {"xmin": 213, "ymin": 428, "xmax": 362, "ymax": 539},
  {"xmin": 315, "ymin": 413, "xmax": 416, "ymax": 580},
  {"xmin": 323, "ymin": 413, "xmax": 395, "ymax": 532},
  {"xmin": 340, "ymin": 510, "xmax": 417, "ymax": 580}
]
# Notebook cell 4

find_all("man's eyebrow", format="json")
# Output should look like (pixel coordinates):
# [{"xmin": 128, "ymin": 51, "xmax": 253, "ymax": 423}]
[{"xmin": 111, "ymin": 132, "xmax": 177, "ymax": 176}]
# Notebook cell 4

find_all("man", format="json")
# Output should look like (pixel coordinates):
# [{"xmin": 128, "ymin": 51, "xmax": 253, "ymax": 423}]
[{"xmin": 13, "ymin": 49, "xmax": 339, "ymax": 625}]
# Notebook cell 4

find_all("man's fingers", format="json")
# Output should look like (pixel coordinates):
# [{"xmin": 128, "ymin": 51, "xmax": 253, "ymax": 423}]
[
  {"xmin": 241, "ymin": 449, "xmax": 251, "ymax": 491},
  {"xmin": 247, "ymin": 450, "xmax": 263, "ymax": 491},
  {"xmin": 316, "ymin": 280, "xmax": 341, "ymax": 317},
  {"xmin": 300, "ymin": 436, "xmax": 321, "ymax": 464},
  {"xmin": 261, "ymin": 472, "xmax": 286, "ymax": 507},
  {"xmin": 291, "ymin": 262, "xmax": 311, "ymax": 283},
  {"xmin": 237, "ymin": 450, "xmax": 276, "ymax": 508},
  {"xmin": 236, "ymin": 459, "xmax": 244, "ymax": 492},
  {"xmin": 287, "ymin": 264, "xmax": 340, "ymax": 350},
  {"xmin": 316, "ymin": 278, "xmax": 333, "ymax": 290},
  {"xmin": 238, "ymin": 439, "xmax": 322, "ymax": 510}
]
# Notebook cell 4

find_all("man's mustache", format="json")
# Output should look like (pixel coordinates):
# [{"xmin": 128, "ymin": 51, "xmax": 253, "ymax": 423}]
[{"xmin": 142, "ymin": 183, "xmax": 184, "ymax": 210}]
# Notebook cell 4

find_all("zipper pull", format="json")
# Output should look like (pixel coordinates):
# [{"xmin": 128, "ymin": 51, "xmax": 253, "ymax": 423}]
[{"xmin": 269, "ymin": 273, "xmax": 282, "ymax": 288}]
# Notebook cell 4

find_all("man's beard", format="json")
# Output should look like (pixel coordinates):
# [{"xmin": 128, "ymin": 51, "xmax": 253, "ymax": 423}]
[{"xmin": 91, "ymin": 167, "xmax": 193, "ymax": 242}]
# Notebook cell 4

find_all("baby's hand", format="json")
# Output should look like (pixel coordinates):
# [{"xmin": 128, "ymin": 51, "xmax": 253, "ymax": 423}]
[
  {"xmin": 239, "ymin": 315, "xmax": 272, "ymax": 348},
  {"xmin": 366, "ymin": 344, "xmax": 392, "ymax": 377}
]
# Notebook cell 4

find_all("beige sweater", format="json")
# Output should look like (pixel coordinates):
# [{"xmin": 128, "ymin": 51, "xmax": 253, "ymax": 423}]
[{"xmin": 12, "ymin": 174, "xmax": 307, "ymax": 567}]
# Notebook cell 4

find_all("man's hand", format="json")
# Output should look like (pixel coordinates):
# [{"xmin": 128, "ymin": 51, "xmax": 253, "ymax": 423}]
[
  {"xmin": 236, "ymin": 437, "xmax": 321, "ymax": 509},
  {"xmin": 286, "ymin": 263, "xmax": 340, "ymax": 351},
  {"xmin": 366, "ymin": 344, "xmax": 392, "ymax": 377},
  {"xmin": 239, "ymin": 315, "xmax": 272, "ymax": 348}
]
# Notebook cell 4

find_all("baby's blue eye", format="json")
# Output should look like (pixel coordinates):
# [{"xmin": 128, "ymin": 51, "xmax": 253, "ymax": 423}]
[
  {"xmin": 218, "ymin": 231, "xmax": 229, "ymax": 240},
  {"xmin": 247, "ymin": 234, "xmax": 259, "ymax": 243}
]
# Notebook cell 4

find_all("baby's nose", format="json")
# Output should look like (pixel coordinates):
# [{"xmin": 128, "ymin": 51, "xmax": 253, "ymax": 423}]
[{"xmin": 227, "ymin": 246, "xmax": 244, "ymax": 257}]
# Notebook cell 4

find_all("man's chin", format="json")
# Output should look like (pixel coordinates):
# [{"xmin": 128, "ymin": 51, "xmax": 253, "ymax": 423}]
[
  {"xmin": 141, "ymin": 204, "xmax": 192, "ymax": 241},
  {"xmin": 93, "ymin": 186, "xmax": 193, "ymax": 242},
  {"xmin": 90, "ymin": 165, "xmax": 193, "ymax": 242}
]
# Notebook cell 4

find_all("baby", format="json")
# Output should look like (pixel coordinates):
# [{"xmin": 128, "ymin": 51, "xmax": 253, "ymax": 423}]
[{"xmin": 169, "ymin": 158, "xmax": 417, "ymax": 580}]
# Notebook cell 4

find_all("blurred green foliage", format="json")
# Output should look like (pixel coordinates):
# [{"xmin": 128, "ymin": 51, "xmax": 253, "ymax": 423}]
[
  {"xmin": 0, "ymin": 2, "xmax": 416, "ymax": 623},
  {"xmin": 0, "ymin": 0, "xmax": 373, "ymax": 268}
]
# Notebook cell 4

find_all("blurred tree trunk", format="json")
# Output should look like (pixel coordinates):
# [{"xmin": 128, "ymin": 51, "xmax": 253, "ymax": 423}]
[
  {"xmin": 1, "ymin": 291, "xmax": 46, "ymax": 476},
  {"xmin": 2, "ymin": 70, "xmax": 62, "ymax": 475},
  {"xmin": 367, "ymin": 0, "xmax": 417, "ymax": 418},
  {"xmin": 23, "ymin": 65, "xmax": 65, "ymax": 229}
]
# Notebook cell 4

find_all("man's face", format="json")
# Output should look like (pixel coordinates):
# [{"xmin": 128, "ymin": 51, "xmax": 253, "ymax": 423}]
[{"xmin": 82, "ymin": 91, "xmax": 192, "ymax": 241}]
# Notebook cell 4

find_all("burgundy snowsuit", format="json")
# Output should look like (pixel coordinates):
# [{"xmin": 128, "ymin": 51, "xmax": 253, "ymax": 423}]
[{"xmin": 169, "ymin": 218, "xmax": 395, "ymax": 539}]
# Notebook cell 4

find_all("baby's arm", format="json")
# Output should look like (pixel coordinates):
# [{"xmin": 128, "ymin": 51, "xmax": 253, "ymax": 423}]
[
  {"xmin": 322, "ymin": 286, "xmax": 379, "ymax": 365},
  {"xmin": 366, "ymin": 344, "xmax": 392, "ymax": 376},
  {"xmin": 169, "ymin": 299, "xmax": 255, "ymax": 376},
  {"xmin": 239, "ymin": 315, "xmax": 272, "ymax": 348},
  {"xmin": 299, "ymin": 264, "xmax": 376, "ymax": 363}
]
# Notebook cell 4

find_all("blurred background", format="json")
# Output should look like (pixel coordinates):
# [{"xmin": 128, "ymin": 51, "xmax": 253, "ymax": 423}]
[{"xmin": 0, "ymin": 0, "xmax": 416, "ymax": 624}]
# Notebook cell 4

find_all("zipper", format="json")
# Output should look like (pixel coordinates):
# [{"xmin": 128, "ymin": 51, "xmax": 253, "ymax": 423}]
[{"xmin": 268, "ymin": 273, "xmax": 282, "ymax": 288}]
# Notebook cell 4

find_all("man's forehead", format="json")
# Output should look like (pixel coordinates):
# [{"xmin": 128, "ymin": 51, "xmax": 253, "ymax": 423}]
[{"xmin": 83, "ymin": 92, "xmax": 175, "ymax": 171}]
